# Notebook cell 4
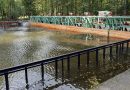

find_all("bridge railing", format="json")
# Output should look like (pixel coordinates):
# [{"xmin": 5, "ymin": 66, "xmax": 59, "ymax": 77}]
[
  {"xmin": 0, "ymin": 39, "xmax": 130, "ymax": 90},
  {"xmin": 30, "ymin": 16, "xmax": 130, "ymax": 31}
]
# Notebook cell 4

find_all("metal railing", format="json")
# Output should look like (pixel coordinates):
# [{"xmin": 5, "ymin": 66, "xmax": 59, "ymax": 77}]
[
  {"xmin": 30, "ymin": 16, "xmax": 130, "ymax": 31},
  {"xmin": 0, "ymin": 39, "xmax": 130, "ymax": 90}
]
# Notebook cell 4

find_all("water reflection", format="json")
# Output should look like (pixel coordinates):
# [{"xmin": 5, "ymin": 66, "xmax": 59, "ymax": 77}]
[{"xmin": 0, "ymin": 27, "xmax": 123, "ymax": 89}]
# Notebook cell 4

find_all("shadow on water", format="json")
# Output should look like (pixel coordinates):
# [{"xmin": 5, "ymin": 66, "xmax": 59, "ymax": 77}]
[{"xmin": 0, "ymin": 27, "xmax": 128, "ymax": 90}]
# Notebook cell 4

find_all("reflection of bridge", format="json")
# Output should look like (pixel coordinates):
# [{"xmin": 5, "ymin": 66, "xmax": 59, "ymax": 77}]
[
  {"xmin": 30, "ymin": 16, "xmax": 130, "ymax": 31},
  {"xmin": 0, "ymin": 21, "xmax": 20, "ymax": 28}
]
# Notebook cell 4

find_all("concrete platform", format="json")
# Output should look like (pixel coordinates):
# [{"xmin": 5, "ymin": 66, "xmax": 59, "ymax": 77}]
[
  {"xmin": 30, "ymin": 22, "xmax": 130, "ymax": 40},
  {"xmin": 94, "ymin": 69, "xmax": 130, "ymax": 90}
]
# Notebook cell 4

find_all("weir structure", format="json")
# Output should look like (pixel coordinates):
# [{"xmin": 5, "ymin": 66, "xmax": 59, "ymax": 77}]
[{"xmin": 30, "ymin": 16, "xmax": 130, "ymax": 31}]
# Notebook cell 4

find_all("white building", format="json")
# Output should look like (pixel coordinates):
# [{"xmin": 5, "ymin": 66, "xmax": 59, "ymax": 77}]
[{"xmin": 98, "ymin": 11, "xmax": 112, "ymax": 16}]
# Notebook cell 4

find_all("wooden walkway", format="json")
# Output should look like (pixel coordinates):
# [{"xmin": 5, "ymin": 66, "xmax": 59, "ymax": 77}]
[{"xmin": 30, "ymin": 23, "xmax": 130, "ymax": 40}]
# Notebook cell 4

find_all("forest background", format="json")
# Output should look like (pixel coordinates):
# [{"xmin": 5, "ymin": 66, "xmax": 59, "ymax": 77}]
[{"xmin": 0, "ymin": 0, "xmax": 130, "ymax": 20}]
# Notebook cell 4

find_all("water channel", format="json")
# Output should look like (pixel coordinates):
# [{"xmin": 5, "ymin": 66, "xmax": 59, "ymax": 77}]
[{"xmin": 0, "ymin": 26, "xmax": 129, "ymax": 90}]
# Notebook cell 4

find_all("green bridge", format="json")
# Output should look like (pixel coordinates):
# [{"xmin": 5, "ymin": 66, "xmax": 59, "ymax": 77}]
[{"xmin": 30, "ymin": 16, "xmax": 130, "ymax": 31}]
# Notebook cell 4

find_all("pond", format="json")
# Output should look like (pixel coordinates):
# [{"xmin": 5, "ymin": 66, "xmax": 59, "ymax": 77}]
[{"xmin": 0, "ymin": 27, "xmax": 128, "ymax": 90}]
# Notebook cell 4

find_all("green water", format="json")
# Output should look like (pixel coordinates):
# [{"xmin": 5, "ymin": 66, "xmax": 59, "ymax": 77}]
[{"xmin": 0, "ymin": 27, "xmax": 128, "ymax": 90}]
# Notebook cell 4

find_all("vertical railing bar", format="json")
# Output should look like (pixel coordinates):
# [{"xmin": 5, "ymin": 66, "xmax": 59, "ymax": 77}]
[
  {"xmin": 126, "ymin": 42, "xmax": 129, "ymax": 54},
  {"xmin": 55, "ymin": 60, "xmax": 58, "ymax": 79},
  {"xmin": 41, "ymin": 63, "xmax": 44, "ymax": 83},
  {"xmin": 61, "ymin": 59, "xmax": 64, "ymax": 82},
  {"xmin": 122, "ymin": 43, "xmax": 124, "ymax": 54},
  {"xmin": 125, "ymin": 41, "xmax": 129, "ymax": 60},
  {"xmin": 67, "ymin": 56, "xmax": 70, "ymax": 72},
  {"xmin": 4, "ymin": 73, "xmax": 9, "ymax": 90},
  {"xmin": 118, "ymin": 43, "xmax": 120, "ymax": 54},
  {"xmin": 96, "ymin": 49, "xmax": 99, "ymax": 66},
  {"xmin": 110, "ymin": 46, "xmax": 112, "ymax": 60},
  {"xmin": 78, "ymin": 53, "xmax": 80, "ymax": 69},
  {"xmin": 103, "ymin": 47, "xmax": 106, "ymax": 65},
  {"xmin": 103, "ymin": 47, "xmax": 106, "ymax": 60},
  {"xmin": 87, "ymin": 51, "xmax": 90, "ymax": 66},
  {"xmin": 119, "ymin": 43, "xmax": 122, "ymax": 55},
  {"xmin": 116, "ymin": 44, "xmax": 119, "ymax": 59},
  {"xmin": 67, "ymin": 56, "xmax": 70, "ymax": 78},
  {"xmin": 25, "ymin": 67, "xmax": 29, "ymax": 88}
]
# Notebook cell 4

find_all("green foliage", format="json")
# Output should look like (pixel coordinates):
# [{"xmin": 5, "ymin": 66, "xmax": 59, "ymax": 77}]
[
  {"xmin": 0, "ymin": 0, "xmax": 25, "ymax": 20},
  {"xmin": 22, "ymin": 0, "xmax": 37, "ymax": 16},
  {"xmin": 0, "ymin": 0, "xmax": 129, "ymax": 20}
]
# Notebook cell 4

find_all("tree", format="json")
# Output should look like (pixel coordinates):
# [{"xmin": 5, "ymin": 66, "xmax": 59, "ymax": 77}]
[
  {"xmin": 22, "ymin": 0, "xmax": 37, "ymax": 16},
  {"xmin": 0, "ymin": 0, "xmax": 130, "ymax": 21}
]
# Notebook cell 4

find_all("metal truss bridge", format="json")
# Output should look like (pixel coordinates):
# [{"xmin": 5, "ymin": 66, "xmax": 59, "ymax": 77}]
[{"xmin": 30, "ymin": 16, "xmax": 130, "ymax": 31}]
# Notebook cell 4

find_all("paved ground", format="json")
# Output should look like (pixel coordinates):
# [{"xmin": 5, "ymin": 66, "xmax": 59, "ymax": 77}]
[{"xmin": 94, "ymin": 69, "xmax": 130, "ymax": 90}]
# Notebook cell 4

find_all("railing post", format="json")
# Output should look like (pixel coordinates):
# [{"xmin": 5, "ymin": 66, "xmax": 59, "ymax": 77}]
[
  {"xmin": 25, "ymin": 67, "xmax": 29, "ymax": 88},
  {"xmin": 126, "ymin": 42, "xmax": 129, "ymax": 54},
  {"xmin": 125, "ymin": 42, "xmax": 129, "ymax": 60},
  {"xmin": 96, "ymin": 49, "xmax": 99, "ymax": 66},
  {"xmin": 41, "ymin": 63, "xmax": 44, "ymax": 83},
  {"xmin": 55, "ymin": 60, "xmax": 58, "ymax": 79},
  {"xmin": 78, "ymin": 53, "xmax": 80, "ymax": 69},
  {"xmin": 122, "ymin": 43, "xmax": 124, "ymax": 54},
  {"xmin": 103, "ymin": 48, "xmax": 106, "ymax": 60},
  {"xmin": 110, "ymin": 46, "xmax": 112, "ymax": 60},
  {"xmin": 61, "ymin": 59, "xmax": 64, "ymax": 82},
  {"xmin": 103, "ymin": 47, "xmax": 106, "ymax": 64},
  {"xmin": 87, "ymin": 51, "xmax": 90, "ymax": 66},
  {"xmin": 119, "ymin": 43, "xmax": 122, "ymax": 55},
  {"xmin": 67, "ymin": 56, "xmax": 70, "ymax": 72},
  {"xmin": 4, "ymin": 73, "xmax": 9, "ymax": 90},
  {"xmin": 67, "ymin": 56, "xmax": 70, "ymax": 78},
  {"xmin": 116, "ymin": 44, "xmax": 119, "ymax": 59}
]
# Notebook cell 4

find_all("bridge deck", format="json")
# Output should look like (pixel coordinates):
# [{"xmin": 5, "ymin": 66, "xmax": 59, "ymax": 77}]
[{"xmin": 30, "ymin": 22, "xmax": 130, "ymax": 40}]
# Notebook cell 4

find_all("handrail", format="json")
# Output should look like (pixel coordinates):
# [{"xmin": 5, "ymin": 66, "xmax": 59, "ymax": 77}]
[
  {"xmin": 0, "ymin": 39, "xmax": 130, "ymax": 90},
  {"xmin": 0, "ymin": 39, "xmax": 129, "ymax": 75}
]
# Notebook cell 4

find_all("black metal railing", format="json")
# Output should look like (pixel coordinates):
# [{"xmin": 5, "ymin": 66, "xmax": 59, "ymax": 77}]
[{"xmin": 0, "ymin": 39, "xmax": 130, "ymax": 90}]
